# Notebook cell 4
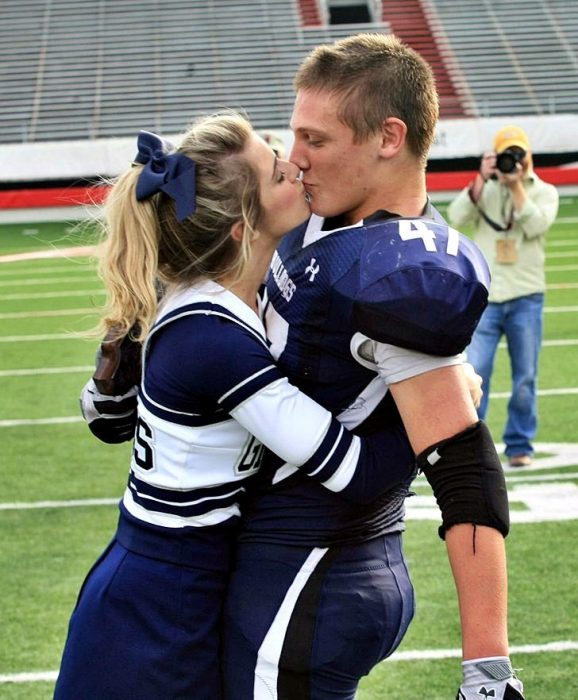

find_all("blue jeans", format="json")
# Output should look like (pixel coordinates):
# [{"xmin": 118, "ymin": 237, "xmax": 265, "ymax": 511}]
[{"xmin": 466, "ymin": 293, "xmax": 543, "ymax": 457}]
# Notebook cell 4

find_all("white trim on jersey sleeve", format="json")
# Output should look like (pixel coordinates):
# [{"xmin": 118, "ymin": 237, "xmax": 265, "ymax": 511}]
[
  {"xmin": 350, "ymin": 332, "xmax": 462, "ymax": 385},
  {"xmin": 229, "ymin": 377, "xmax": 332, "ymax": 466},
  {"xmin": 319, "ymin": 436, "xmax": 362, "ymax": 492}
]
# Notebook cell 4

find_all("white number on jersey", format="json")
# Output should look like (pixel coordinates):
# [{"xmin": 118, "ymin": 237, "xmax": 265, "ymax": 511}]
[{"xmin": 398, "ymin": 219, "xmax": 459, "ymax": 256}]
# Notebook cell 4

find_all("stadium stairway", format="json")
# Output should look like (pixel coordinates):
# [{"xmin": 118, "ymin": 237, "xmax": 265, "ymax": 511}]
[
  {"xmin": 381, "ymin": 0, "xmax": 467, "ymax": 118},
  {"xmin": 296, "ymin": 0, "xmax": 323, "ymax": 27}
]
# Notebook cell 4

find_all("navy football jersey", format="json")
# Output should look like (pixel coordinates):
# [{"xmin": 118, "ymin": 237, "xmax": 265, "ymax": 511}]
[{"xmin": 239, "ymin": 209, "xmax": 490, "ymax": 546}]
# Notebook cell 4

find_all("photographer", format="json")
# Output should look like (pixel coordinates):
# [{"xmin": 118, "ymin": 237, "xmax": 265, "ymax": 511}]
[{"xmin": 448, "ymin": 125, "xmax": 559, "ymax": 467}]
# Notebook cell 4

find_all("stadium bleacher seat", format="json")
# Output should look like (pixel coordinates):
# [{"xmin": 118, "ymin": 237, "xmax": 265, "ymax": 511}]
[{"xmin": 1, "ymin": 0, "xmax": 577, "ymax": 144}]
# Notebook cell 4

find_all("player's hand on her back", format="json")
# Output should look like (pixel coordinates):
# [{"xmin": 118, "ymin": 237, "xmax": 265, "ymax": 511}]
[
  {"xmin": 457, "ymin": 658, "xmax": 525, "ymax": 700},
  {"xmin": 80, "ymin": 378, "xmax": 138, "ymax": 444},
  {"xmin": 92, "ymin": 327, "xmax": 142, "ymax": 395},
  {"xmin": 79, "ymin": 327, "xmax": 141, "ymax": 444}
]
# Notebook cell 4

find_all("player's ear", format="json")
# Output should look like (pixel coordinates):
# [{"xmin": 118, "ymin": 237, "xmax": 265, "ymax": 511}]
[{"xmin": 379, "ymin": 117, "xmax": 406, "ymax": 158}]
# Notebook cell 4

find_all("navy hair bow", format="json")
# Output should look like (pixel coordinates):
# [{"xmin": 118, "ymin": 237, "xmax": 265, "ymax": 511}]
[{"xmin": 134, "ymin": 130, "xmax": 197, "ymax": 222}]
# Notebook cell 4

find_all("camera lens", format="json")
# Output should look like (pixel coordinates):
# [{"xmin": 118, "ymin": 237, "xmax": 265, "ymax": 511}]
[
  {"xmin": 495, "ymin": 148, "xmax": 525, "ymax": 174},
  {"xmin": 496, "ymin": 152, "xmax": 517, "ymax": 173}
]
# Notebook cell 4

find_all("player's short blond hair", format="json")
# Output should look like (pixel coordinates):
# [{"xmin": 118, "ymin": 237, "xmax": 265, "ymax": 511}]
[{"xmin": 294, "ymin": 33, "xmax": 439, "ymax": 164}]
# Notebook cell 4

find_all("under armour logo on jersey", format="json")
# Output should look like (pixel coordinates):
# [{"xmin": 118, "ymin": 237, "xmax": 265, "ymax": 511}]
[{"xmin": 305, "ymin": 257, "xmax": 320, "ymax": 282}]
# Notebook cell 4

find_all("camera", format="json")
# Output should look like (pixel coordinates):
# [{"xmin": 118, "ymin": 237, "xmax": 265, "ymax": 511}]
[{"xmin": 496, "ymin": 148, "xmax": 526, "ymax": 174}]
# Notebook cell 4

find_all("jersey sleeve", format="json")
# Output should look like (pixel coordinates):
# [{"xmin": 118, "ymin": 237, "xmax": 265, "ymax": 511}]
[
  {"xmin": 351, "ymin": 333, "xmax": 463, "ymax": 385},
  {"xmin": 349, "ymin": 219, "xmax": 491, "ymax": 356}
]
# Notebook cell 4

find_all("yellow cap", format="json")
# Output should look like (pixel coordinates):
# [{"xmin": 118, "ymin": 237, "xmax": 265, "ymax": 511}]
[{"xmin": 493, "ymin": 125, "xmax": 530, "ymax": 154}]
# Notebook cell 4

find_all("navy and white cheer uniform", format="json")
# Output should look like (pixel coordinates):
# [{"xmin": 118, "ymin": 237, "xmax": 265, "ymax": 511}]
[
  {"xmin": 222, "ymin": 209, "xmax": 490, "ymax": 699},
  {"xmin": 55, "ymin": 279, "xmax": 414, "ymax": 700}
]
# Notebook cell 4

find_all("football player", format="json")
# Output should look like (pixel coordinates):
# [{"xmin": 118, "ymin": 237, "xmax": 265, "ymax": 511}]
[{"xmin": 221, "ymin": 34, "xmax": 524, "ymax": 700}]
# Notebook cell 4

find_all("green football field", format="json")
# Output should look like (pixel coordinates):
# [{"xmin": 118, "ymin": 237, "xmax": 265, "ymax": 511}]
[{"xmin": 0, "ymin": 200, "xmax": 577, "ymax": 699}]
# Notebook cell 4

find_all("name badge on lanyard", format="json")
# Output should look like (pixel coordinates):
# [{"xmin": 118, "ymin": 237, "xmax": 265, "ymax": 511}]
[{"xmin": 496, "ymin": 237, "xmax": 517, "ymax": 264}]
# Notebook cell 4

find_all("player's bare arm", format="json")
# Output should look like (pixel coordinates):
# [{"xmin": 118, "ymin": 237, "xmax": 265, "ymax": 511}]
[{"xmin": 389, "ymin": 366, "xmax": 523, "ymax": 698}]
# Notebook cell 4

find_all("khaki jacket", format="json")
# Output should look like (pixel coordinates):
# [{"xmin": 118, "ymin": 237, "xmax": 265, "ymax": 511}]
[{"xmin": 448, "ymin": 171, "xmax": 559, "ymax": 302}]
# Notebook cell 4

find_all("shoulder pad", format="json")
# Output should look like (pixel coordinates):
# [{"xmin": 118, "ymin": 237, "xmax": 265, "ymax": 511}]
[{"xmin": 352, "ymin": 218, "xmax": 490, "ymax": 356}]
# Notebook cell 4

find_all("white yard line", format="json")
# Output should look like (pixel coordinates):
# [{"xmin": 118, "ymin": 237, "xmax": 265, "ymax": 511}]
[
  {"xmin": 504, "ymin": 472, "xmax": 578, "ymax": 482},
  {"xmin": 541, "ymin": 339, "xmax": 578, "ymax": 346},
  {"xmin": 546, "ymin": 250, "xmax": 578, "ymax": 258},
  {"xmin": 0, "ymin": 498, "xmax": 117, "ymax": 511},
  {"xmin": 546, "ymin": 250, "xmax": 578, "ymax": 260},
  {"xmin": 0, "ymin": 416, "xmax": 84, "ymax": 427},
  {"xmin": 0, "ymin": 366, "xmax": 92, "ymax": 377},
  {"xmin": 543, "ymin": 305, "xmax": 578, "ymax": 312},
  {"xmin": 500, "ymin": 338, "xmax": 578, "ymax": 347},
  {"xmin": 547, "ymin": 238, "xmax": 578, "ymax": 245},
  {"xmin": 545, "ymin": 264, "xmax": 578, "ymax": 272},
  {"xmin": 0, "ymin": 289, "xmax": 103, "ymax": 301},
  {"xmin": 547, "ymin": 282, "xmax": 578, "ymax": 289},
  {"xmin": 0, "ymin": 275, "xmax": 97, "ymax": 287},
  {"xmin": 389, "ymin": 640, "xmax": 578, "ymax": 662},
  {"xmin": 491, "ymin": 387, "xmax": 578, "ymax": 397},
  {"xmin": 0, "ymin": 333, "xmax": 82, "ymax": 343},
  {"xmin": 0, "ymin": 246, "xmax": 96, "ymax": 264},
  {"xmin": 0, "ymin": 671, "xmax": 59, "ymax": 684},
  {"xmin": 0, "ymin": 265, "xmax": 95, "ymax": 277},
  {"xmin": 0, "ymin": 308, "xmax": 95, "ymax": 319}
]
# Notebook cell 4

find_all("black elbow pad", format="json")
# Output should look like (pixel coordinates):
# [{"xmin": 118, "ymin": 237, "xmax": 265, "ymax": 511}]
[{"xmin": 416, "ymin": 421, "xmax": 510, "ymax": 539}]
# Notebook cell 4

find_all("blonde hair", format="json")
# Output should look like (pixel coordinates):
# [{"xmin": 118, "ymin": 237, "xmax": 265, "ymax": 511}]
[
  {"xmin": 95, "ymin": 112, "xmax": 261, "ymax": 341},
  {"xmin": 294, "ymin": 33, "xmax": 439, "ymax": 164}
]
